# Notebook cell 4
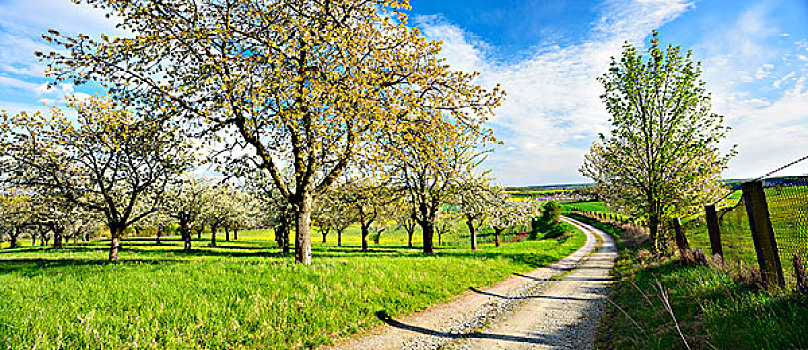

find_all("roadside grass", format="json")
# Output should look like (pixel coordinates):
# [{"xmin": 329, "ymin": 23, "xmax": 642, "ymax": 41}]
[
  {"xmin": 569, "ymin": 214, "xmax": 808, "ymax": 350},
  {"xmin": 0, "ymin": 221, "xmax": 585, "ymax": 350}
]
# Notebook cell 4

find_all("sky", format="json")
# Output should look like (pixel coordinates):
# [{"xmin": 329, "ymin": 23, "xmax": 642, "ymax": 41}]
[{"xmin": 0, "ymin": 0, "xmax": 807, "ymax": 186}]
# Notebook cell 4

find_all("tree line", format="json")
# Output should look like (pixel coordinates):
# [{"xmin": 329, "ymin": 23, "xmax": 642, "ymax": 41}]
[{"xmin": 0, "ymin": 0, "xmax": 563, "ymax": 264}]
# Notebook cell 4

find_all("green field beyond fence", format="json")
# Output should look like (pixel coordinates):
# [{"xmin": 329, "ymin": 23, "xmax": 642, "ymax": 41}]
[{"xmin": 685, "ymin": 177, "xmax": 808, "ymax": 287}]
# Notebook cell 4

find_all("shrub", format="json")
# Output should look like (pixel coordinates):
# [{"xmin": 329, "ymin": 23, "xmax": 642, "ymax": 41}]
[{"xmin": 543, "ymin": 200, "xmax": 563, "ymax": 224}]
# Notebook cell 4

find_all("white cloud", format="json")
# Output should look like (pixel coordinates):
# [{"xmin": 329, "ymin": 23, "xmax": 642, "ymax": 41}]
[
  {"xmin": 0, "ymin": 75, "xmax": 40, "ymax": 91},
  {"xmin": 418, "ymin": 0, "xmax": 695, "ymax": 185},
  {"xmin": 60, "ymin": 84, "xmax": 74, "ymax": 95},
  {"xmin": 418, "ymin": 0, "xmax": 808, "ymax": 185},
  {"xmin": 416, "ymin": 15, "xmax": 487, "ymax": 74},
  {"xmin": 71, "ymin": 92, "xmax": 92, "ymax": 102},
  {"xmin": 38, "ymin": 97, "xmax": 55, "ymax": 105},
  {"xmin": 0, "ymin": 0, "xmax": 122, "ymax": 106},
  {"xmin": 696, "ymin": 3, "xmax": 808, "ymax": 177},
  {"xmin": 721, "ymin": 80, "xmax": 808, "ymax": 177},
  {"xmin": 35, "ymin": 83, "xmax": 52, "ymax": 94}
]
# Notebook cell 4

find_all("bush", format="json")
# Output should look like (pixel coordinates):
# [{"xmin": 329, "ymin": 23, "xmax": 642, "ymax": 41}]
[
  {"xmin": 543, "ymin": 200, "xmax": 563, "ymax": 224},
  {"xmin": 531, "ymin": 216, "xmax": 567, "ymax": 239}
]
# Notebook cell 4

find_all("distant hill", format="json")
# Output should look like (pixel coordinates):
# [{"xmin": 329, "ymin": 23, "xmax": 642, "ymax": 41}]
[
  {"xmin": 506, "ymin": 183, "xmax": 594, "ymax": 192},
  {"xmin": 510, "ymin": 178, "xmax": 757, "ymax": 193}
]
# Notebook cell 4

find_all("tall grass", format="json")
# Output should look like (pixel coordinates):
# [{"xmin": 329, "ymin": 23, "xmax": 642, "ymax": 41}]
[{"xmin": 582, "ymin": 214, "xmax": 808, "ymax": 349}]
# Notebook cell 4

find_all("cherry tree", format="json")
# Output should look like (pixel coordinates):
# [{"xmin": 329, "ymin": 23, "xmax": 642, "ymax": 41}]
[
  {"xmin": 0, "ymin": 192, "xmax": 35, "ymax": 249},
  {"xmin": 332, "ymin": 180, "xmax": 395, "ymax": 252},
  {"xmin": 314, "ymin": 189, "xmax": 355, "ymax": 247},
  {"xmin": 164, "ymin": 176, "xmax": 211, "ymax": 251},
  {"xmin": 42, "ymin": 0, "xmax": 502, "ymax": 264},
  {"xmin": 485, "ymin": 197, "xmax": 539, "ymax": 247},
  {"xmin": 0, "ymin": 98, "xmax": 194, "ymax": 261},
  {"xmin": 455, "ymin": 178, "xmax": 504, "ymax": 250}
]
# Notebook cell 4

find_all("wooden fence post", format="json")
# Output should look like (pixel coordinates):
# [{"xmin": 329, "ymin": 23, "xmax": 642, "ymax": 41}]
[
  {"xmin": 742, "ymin": 180, "xmax": 785, "ymax": 288},
  {"xmin": 705, "ymin": 205, "xmax": 723, "ymax": 257},
  {"xmin": 672, "ymin": 217, "xmax": 689, "ymax": 253}
]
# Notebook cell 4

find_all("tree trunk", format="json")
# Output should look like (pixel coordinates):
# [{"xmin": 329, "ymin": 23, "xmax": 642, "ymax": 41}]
[
  {"xmin": 417, "ymin": 201, "xmax": 436, "ymax": 254},
  {"xmin": 494, "ymin": 228, "xmax": 502, "ymax": 247},
  {"xmin": 337, "ymin": 229, "xmax": 343, "ymax": 247},
  {"xmin": 438, "ymin": 230, "xmax": 442, "ymax": 246},
  {"xmin": 73, "ymin": 234, "xmax": 78, "ymax": 245},
  {"xmin": 53, "ymin": 228, "xmax": 64, "ymax": 249},
  {"xmin": 283, "ymin": 228, "xmax": 290, "ymax": 253},
  {"xmin": 407, "ymin": 228, "xmax": 414, "ymax": 248},
  {"xmin": 420, "ymin": 221, "xmax": 435, "ymax": 254},
  {"xmin": 225, "ymin": 227, "xmax": 230, "ymax": 241},
  {"xmin": 109, "ymin": 225, "xmax": 123, "ymax": 261},
  {"xmin": 210, "ymin": 225, "xmax": 217, "ymax": 247},
  {"xmin": 31, "ymin": 233, "xmax": 36, "ymax": 246},
  {"xmin": 275, "ymin": 224, "xmax": 282, "ymax": 247},
  {"xmin": 649, "ymin": 213, "xmax": 660, "ymax": 252},
  {"xmin": 156, "ymin": 226, "xmax": 162, "ymax": 245},
  {"xmin": 234, "ymin": 228, "xmax": 238, "ymax": 240},
  {"xmin": 276, "ymin": 223, "xmax": 290, "ymax": 253},
  {"xmin": 9, "ymin": 229, "xmax": 18, "ymax": 249},
  {"xmin": 467, "ymin": 218, "xmax": 478, "ymax": 251},
  {"xmin": 361, "ymin": 223, "xmax": 369, "ymax": 252},
  {"xmin": 322, "ymin": 228, "xmax": 327, "ymax": 243},
  {"xmin": 40, "ymin": 235, "xmax": 46, "ymax": 246},
  {"xmin": 84, "ymin": 232, "xmax": 89, "ymax": 241},
  {"xmin": 181, "ymin": 222, "xmax": 192, "ymax": 251},
  {"xmin": 294, "ymin": 192, "xmax": 313, "ymax": 265},
  {"xmin": 197, "ymin": 228, "xmax": 202, "ymax": 240}
]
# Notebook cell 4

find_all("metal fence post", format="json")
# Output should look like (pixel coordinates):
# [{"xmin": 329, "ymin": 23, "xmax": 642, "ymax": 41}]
[
  {"xmin": 742, "ymin": 180, "xmax": 785, "ymax": 288},
  {"xmin": 672, "ymin": 217, "xmax": 689, "ymax": 253},
  {"xmin": 705, "ymin": 205, "xmax": 723, "ymax": 257}
]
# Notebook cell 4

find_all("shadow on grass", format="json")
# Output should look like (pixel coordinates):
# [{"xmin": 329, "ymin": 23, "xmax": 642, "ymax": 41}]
[
  {"xmin": 0, "ymin": 257, "xmax": 189, "ymax": 277},
  {"xmin": 1, "ymin": 245, "xmax": 569, "ymax": 265}
]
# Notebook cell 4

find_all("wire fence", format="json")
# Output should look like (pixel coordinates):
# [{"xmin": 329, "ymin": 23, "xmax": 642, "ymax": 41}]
[
  {"xmin": 763, "ymin": 176, "xmax": 808, "ymax": 285},
  {"xmin": 684, "ymin": 196, "xmax": 757, "ymax": 266},
  {"xmin": 683, "ymin": 176, "xmax": 808, "ymax": 288}
]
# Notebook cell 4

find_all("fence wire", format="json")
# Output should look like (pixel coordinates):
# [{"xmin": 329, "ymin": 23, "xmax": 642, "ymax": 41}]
[
  {"xmin": 684, "ymin": 196, "xmax": 758, "ymax": 266},
  {"xmin": 763, "ymin": 176, "xmax": 808, "ymax": 285}
]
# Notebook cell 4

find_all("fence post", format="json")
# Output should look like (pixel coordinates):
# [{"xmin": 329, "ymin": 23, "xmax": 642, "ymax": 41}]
[
  {"xmin": 672, "ymin": 217, "xmax": 689, "ymax": 253},
  {"xmin": 742, "ymin": 180, "xmax": 785, "ymax": 288},
  {"xmin": 705, "ymin": 205, "xmax": 723, "ymax": 257}
]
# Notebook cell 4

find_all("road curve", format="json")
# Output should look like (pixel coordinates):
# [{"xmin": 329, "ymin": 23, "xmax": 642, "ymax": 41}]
[
  {"xmin": 328, "ymin": 217, "xmax": 616, "ymax": 350},
  {"xmin": 455, "ymin": 217, "xmax": 617, "ymax": 349}
]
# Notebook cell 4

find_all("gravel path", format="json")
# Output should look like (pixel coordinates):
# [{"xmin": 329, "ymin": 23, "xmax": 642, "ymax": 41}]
[
  {"xmin": 456, "ymin": 218, "xmax": 616, "ymax": 350},
  {"xmin": 328, "ymin": 217, "xmax": 615, "ymax": 350}
]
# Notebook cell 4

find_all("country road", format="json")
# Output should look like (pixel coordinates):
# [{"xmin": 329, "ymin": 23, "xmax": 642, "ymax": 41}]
[{"xmin": 331, "ymin": 217, "xmax": 617, "ymax": 350}]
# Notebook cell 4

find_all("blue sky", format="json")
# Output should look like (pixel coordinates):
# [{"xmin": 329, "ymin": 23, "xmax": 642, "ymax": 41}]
[{"xmin": 1, "ymin": 0, "xmax": 807, "ymax": 185}]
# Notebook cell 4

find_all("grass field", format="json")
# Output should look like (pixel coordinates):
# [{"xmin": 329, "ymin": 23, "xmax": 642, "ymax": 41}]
[
  {"xmin": 571, "ymin": 214, "xmax": 808, "ymax": 350},
  {"xmin": 0, "ymin": 221, "xmax": 585, "ymax": 349},
  {"xmin": 560, "ymin": 201, "xmax": 612, "ymax": 213},
  {"xmin": 506, "ymin": 189, "xmax": 572, "ymax": 198}
]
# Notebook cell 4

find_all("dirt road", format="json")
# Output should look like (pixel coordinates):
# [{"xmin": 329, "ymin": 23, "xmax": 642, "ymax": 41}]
[{"xmin": 330, "ymin": 217, "xmax": 616, "ymax": 350}]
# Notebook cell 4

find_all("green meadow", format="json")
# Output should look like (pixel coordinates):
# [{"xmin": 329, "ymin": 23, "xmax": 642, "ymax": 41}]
[{"xmin": 0, "ymin": 222, "xmax": 585, "ymax": 350}]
